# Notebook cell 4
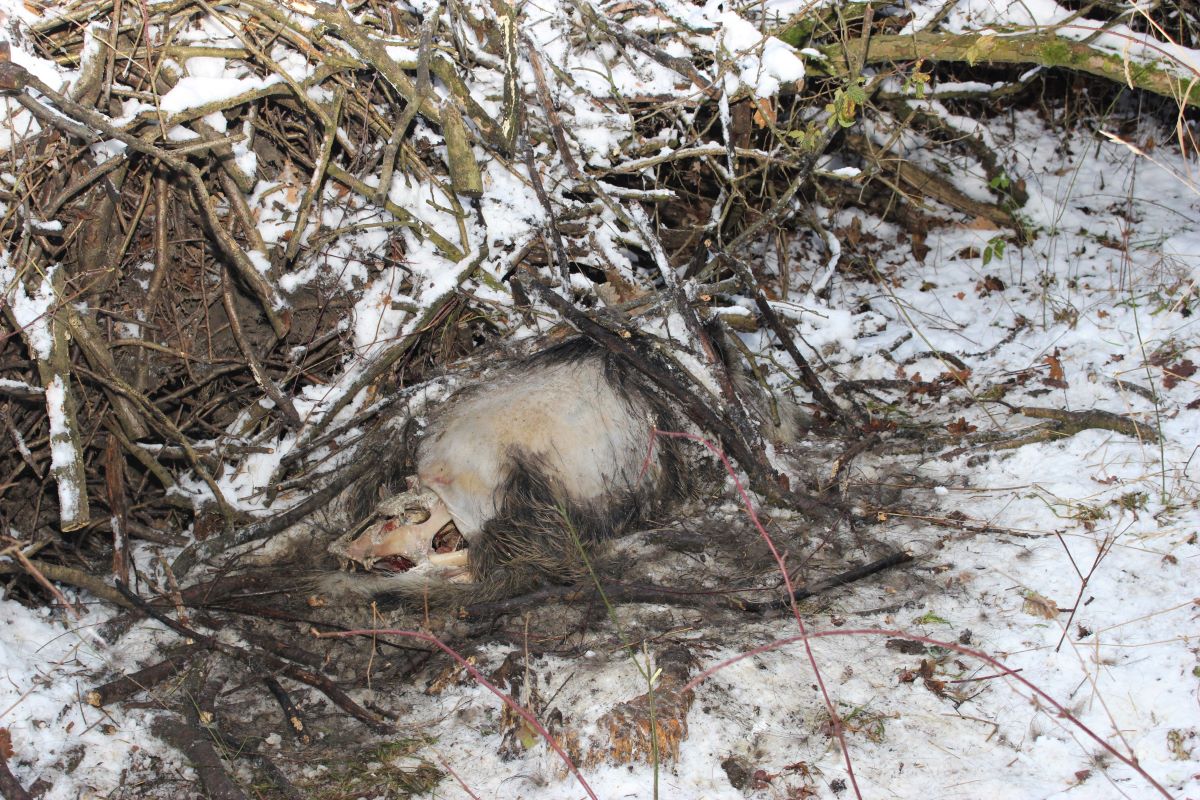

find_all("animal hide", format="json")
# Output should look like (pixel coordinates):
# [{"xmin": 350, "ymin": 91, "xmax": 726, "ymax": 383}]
[{"xmin": 326, "ymin": 337, "xmax": 785, "ymax": 604}]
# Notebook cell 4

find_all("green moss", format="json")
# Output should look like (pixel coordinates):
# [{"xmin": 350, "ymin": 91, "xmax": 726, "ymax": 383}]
[
  {"xmin": 1178, "ymin": 77, "xmax": 1200, "ymax": 106},
  {"xmin": 775, "ymin": 17, "xmax": 816, "ymax": 47},
  {"xmin": 1038, "ymin": 40, "xmax": 1074, "ymax": 66},
  {"xmin": 774, "ymin": 5, "xmax": 867, "ymax": 47}
]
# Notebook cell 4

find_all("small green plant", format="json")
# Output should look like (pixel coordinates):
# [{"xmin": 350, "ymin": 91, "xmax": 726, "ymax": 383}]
[
  {"xmin": 840, "ymin": 703, "xmax": 891, "ymax": 743},
  {"xmin": 986, "ymin": 171, "xmax": 1036, "ymax": 240},
  {"xmin": 914, "ymin": 611, "xmax": 950, "ymax": 625},
  {"xmin": 785, "ymin": 119, "xmax": 831, "ymax": 152},
  {"xmin": 827, "ymin": 77, "xmax": 868, "ymax": 127},
  {"xmin": 1116, "ymin": 491, "xmax": 1149, "ymax": 513},
  {"xmin": 1070, "ymin": 503, "xmax": 1108, "ymax": 528},
  {"xmin": 903, "ymin": 62, "xmax": 932, "ymax": 98},
  {"xmin": 982, "ymin": 235, "xmax": 1006, "ymax": 266}
]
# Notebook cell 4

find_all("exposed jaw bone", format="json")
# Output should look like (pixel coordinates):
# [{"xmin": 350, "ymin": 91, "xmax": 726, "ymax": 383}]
[{"xmin": 329, "ymin": 484, "xmax": 471, "ymax": 582}]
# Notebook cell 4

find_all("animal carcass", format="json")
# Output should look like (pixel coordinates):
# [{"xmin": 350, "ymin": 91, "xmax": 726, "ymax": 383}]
[
  {"xmin": 327, "ymin": 338, "xmax": 786, "ymax": 603},
  {"xmin": 327, "ymin": 340, "xmax": 690, "ymax": 602}
]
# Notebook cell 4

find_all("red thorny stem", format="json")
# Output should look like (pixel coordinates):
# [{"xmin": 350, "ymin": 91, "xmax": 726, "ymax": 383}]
[{"xmin": 643, "ymin": 429, "xmax": 864, "ymax": 800}]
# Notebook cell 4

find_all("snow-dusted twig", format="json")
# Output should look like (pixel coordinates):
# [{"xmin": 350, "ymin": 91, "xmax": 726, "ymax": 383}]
[
  {"xmin": 3, "ymin": 267, "xmax": 92, "ymax": 532},
  {"xmin": 816, "ymin": 30, "xmax": 1200, "ymax": 107}
]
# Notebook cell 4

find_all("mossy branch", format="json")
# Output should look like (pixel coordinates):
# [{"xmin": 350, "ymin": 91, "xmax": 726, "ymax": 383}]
[{"xmin": 814, "ymin": 31, "xmax": 1200, "ymax": 108}]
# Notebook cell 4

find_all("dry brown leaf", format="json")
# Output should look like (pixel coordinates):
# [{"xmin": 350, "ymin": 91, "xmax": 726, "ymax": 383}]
[
  {"xmin": 961, "ymin": 217, "xmax": 1000, "ymax": 231},
  {"xmin": 1022, "ymin": 591, "xmax": 1059, "ymax": 619},
  {"xmin": 947, "ymin": 417, "xmax": 977, "ymax": 436},
  {"xmin": 1162, "ymin": 359, "xmax": 1196, "ymax": 390},
  {"xmin": 939, "ymin": 367, "xmax": 972, "ymax": 383},
  {"xmin": 1044, "ymin": 354, "xmax": 1064, "ymax": 381},
  {"xmin": 975, "ymin": 275, "xmax": 1005, "ymax": 296},
  {"xmin": 280, "ymin": 162, "xmax": 301, "ymax": 205},
  {"xmin": 752, "ymin": 97, "xmax": 776, "ymax": 128},
  {"xmin": 1043, "ymin": 352, "xmax": 1067, "ymax": 387}
]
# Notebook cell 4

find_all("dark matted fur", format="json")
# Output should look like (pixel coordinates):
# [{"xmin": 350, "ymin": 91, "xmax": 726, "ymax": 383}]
[{"xmin": 460, "ymin": 457, "xmax": 655, "ymax": 600}]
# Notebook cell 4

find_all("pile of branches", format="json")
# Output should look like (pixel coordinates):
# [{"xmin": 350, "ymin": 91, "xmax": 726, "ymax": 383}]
[{"xmin": 0, "ymin": 0, "xmax": 1194, "ymax": 602}]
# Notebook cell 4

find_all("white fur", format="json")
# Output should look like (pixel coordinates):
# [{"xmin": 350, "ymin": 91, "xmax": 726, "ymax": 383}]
[{"xmin": 416, "ymin": 355, "xmax": 660, "ymax": 540}]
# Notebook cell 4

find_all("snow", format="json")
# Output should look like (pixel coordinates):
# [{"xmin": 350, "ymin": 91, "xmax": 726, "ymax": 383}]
[
  {"xmin": 1060, "ymin": 21, "xmax": 1200, "ymax": 78},
  {"xmin": 0, "ymin": 598, "xmax": 173, "ymax": 800},
  {"xmin": 43, "ymin": 375, "xmax": 81, "ymax": 521},
  {"xmin": 10, "ymin": 109, "xmax": 1196, "ymax": 794},
  {"xmin": 713, "ymin": 11, "xmax": 806, "ymax": 99},
  {"xmin": 1, "ymin": 260, "xmax": 57, "ymax": 360},
  {"xmin": 1163, "ymin": 228, "xmax": 1200, "ymax": 283},
  {"xmin": 0, "ymin": 377, "xmax": 42, "ymax": 395},
  {"xmin": 158, "ymin": 75, "xmax": 278, "ymax": 114}
]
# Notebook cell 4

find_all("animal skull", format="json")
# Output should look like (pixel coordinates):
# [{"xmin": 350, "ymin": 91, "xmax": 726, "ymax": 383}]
[{"xmin": 329, "ymin": 478, "xmax": 470, "ymax": 580}]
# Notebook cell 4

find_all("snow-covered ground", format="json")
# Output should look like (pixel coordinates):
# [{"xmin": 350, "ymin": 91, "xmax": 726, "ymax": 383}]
[
  {"xmin": 2, "ymin": 0, "xmax": 1198, "ymax": 798},
  {"xmin": 4, "ymin": 112, "xmax": 1195, "ymax": 800},
  {"xmin": 346, "ymin": 116, "xmax": 1198, "ymax": 800}
]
